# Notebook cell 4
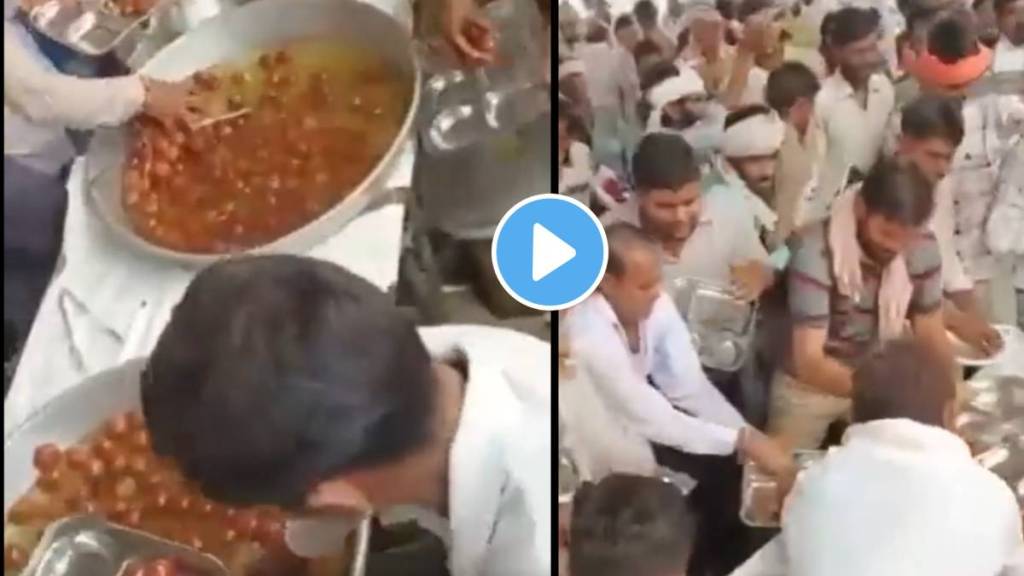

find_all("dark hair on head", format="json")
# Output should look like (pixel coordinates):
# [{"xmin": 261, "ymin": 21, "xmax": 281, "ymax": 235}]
[
  {"xmin": 634, "ymin": 0, "xmax": 659, "ymax": 26},
  {"xmin": 738, "ymin": 0, "xmax": 773, "ymax": 22},
  {"xmin": 614, "ymin": 13, "xmax": 636, "ymax": 31},
  {"xmin": 820, "ymin": 11, "xmax": 838, "ymax": 46},
  {"xmin": 676, "ymin": 26, "xmax": 691, "ymax": 50},
  {"xmin": 852, "ymin": 338, "xmax": 955, "ymax": 427},
  {"xmin": 859, "ymin": 157, "xmax": 936, "ymax": 227},
  {"xmin": 586, "ymin": 19, "xmax": 611, "ymax": 43},
  {"xmin": 639, "ymin": 61, "xmax": 680, "ymax": 92},
  {"xmin": 927, "ymin": 13, "xmax": 981, "ymax": 63},
  {"xmin": 994, "ymin": 0, "xmax": 1017, "ymax": 14},
  {"xmin": 632, "ymin": 132, "xmax": 701, "ymax": 192},
  {"xmin": 828, "ymin": 6, "xmax": 881, "ymax": 48},
  {"xmin": 604, "ymin": 223, "xmax": 660, "ymax": 277},
  {"xmin": 717, "ymin": 0, "xmax": 737, "ymax": 20},
  {"xmin": 723, "ymin": 103, "xmax": 774, "ymax": 129},
  {"xmin": 570, "ymin": 474, "xmax": 696, "ymax": 576},
  {"xmin": 143, "ymin": 255, "xmax": 436, "ymax": 508},
  {"xmin": 900, "ymin": 94, "xmax": 965, "ymax": 147},
  {"xmin": 765, "ymin": 61, "xmax": 821, "ymax": 115}
]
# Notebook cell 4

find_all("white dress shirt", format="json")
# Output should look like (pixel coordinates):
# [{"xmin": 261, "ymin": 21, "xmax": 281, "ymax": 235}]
[
  {"xmin": 813, "ymin": 71, "xmax": 895, "ymax": 212},
  {"xmin": 780, "ymin": 419, "xmax": 1024, "ymax": 576},
  {"xmin": 577, "ymin": 41, "xmax": 639, "ymax": 111},
  {"xmin": 993, "ymin": 36, "xmax": 1024, "ymax": 73},
  {"xmin": 987, "ymin": 140, "xmax": 1024, "ymax": 290},
  {"xmin": 4, "ymin": 6, "xmax": 144, "ymax": 174},
  {"xmin": 565, "ymin": 292, "xmax": 746, "ymax": 455}
]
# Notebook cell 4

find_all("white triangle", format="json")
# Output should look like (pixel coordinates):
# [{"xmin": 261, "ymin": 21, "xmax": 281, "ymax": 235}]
[{"xmin": 532, "ymin": 223, "xmax": 576, "ymax": 281}]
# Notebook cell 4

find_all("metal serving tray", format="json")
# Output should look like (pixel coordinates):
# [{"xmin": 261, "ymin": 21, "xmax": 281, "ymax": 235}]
[
  {"xmin": 21, "ymin": 515, "xmax": 227, "ymax": 576},
  {"xmin": 669, "ymin": 277, "xmax": 757, "ymax": 372},
  {"xmin": 28, "ymin": 0, "xmax": 163, "ymax": 56},
  {"xmin": 740, "ymin": 450, "xmax": 824, "ymax": 528}
]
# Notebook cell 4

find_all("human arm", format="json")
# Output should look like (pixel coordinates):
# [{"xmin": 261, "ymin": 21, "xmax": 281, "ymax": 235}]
[
  {"xmin": 986, "ymin": 142, "xmax": 1024, "ymax": 258},
  {"xmin": 908, "ymin": 238, "xmax": 957, "ymax": 373},
  {"xmin": 436, "ymin": 0, "xmax": 495, "ymax": 65},
  {"xmin": 726, "ymin": 195, "xmax": 775, "ymax": 300},
  {"xmin": 791, "ymin": 326, "xmax": 854, "ymax": 397},
  {"xmin": 568, "ymin": 304, "xmax": 742, "ymax": 456},
  {"xmin": 3, "ymin": 22, "xmax": 144, "ymax": 128},
  {"xmin": 943, "ymin": 293, "xmax": 1003, "ymax": 357}
]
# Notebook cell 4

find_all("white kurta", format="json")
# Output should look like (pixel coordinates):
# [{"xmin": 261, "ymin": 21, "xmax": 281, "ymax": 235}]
[
  {"xmin": 781, "ymin": 419, "xmax": 1023, "ymax": 576},
  {"xmin": 423, "ymin": 325, "xmax": 552, "ymax": 576}
]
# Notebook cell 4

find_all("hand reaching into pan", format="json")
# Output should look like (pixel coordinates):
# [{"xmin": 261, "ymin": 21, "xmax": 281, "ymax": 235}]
[
  {"xmin": 141, "ymin": 77, "xmax": 202, "ymax": 126},
  {"xmin": 441, "ymin": 0, "xmax": 496, "ymax": 66}
]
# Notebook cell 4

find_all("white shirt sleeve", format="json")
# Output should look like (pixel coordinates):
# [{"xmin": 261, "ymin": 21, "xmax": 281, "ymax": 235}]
[
  {"xmin": 569, "ymin": 299, "xmax": 742, "ymax": 456},
  {"xmin": 931, "ymin": 178, "xmax": 975, "ymax": 293},
  {"xmin": 4, "ymin": 21, "xmax": 145, "ymax": 129},
  {"xmin": 648, "ymin": 294, "xmax": 747, "ymax": 430},
  {"xmin": 986, "ymin": 143, "xmax": 1024, "ymax": 257}
]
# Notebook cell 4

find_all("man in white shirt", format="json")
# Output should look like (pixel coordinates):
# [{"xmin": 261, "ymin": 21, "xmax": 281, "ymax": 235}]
[
  {"xmin": 4, "ymin": 0, "xmax": 191, "ymax": 356},
  {"xmin": 735, "ymin": 337, "xmax": 1023, "ymax": 576},
  {"xmin": 142, "ymin": 255, "xmax": 551, "ymax": 576},
  {"xmin": 565, "ymin": 222, "xmax": 794, "ymax": 576},
  {"xmin": 993, "ymin": 0, "xmax": 1023, "ymax": 72},
  {"xmin": 809, "ymin": 6, "xmax": 894, "ymax": 224}
]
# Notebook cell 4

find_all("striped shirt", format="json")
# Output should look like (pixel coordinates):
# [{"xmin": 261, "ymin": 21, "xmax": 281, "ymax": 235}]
[{"xmin": 787, "ymin": 221, "xmax": 943, "ymax": 368}]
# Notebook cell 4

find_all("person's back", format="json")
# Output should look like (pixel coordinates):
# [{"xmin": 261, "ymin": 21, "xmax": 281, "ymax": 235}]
[{"xmin": 781, "ymin": 339, "xmax": 1023, "ymax": 576}]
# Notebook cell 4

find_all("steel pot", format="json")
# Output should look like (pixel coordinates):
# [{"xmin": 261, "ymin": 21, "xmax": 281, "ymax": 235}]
[
  {"xmin": 84, "ymin": 0, "xmax": 421, "ymax": 267},
  {"xmin": 3, "ymin": 360, "xmax": 372, "ymax": 575}
]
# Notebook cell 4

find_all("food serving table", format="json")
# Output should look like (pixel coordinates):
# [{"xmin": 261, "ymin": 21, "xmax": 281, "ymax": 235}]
[{"xmin": 4, "ymin": 142, "xmax": 412, "ymax": 436}]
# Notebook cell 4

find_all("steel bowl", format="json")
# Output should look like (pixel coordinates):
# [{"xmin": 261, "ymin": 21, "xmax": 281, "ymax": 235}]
[
  {"xmin": 83, "ymin": 0, "xmax": 421, "ymax": 267},
  {"xmin": 3, "ymin": 360, "xmax": 371, "ymax": 576}
]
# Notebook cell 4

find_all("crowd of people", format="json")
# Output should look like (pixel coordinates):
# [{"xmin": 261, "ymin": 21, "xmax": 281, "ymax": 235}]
[{"xmin": 558, "ymin": 0, "xmax": 1023, "ymax": 573}]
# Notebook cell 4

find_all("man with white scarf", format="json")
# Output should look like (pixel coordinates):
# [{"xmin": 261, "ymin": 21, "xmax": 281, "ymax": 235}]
[
  {"xmin": 733, "ymin": 337, "xmax": 1024, "ymax": 576},
  {"xmin": 705, "ymin": 104, "xmax": 789, "ymax": 272},
  {"xmin": 644, "ymin": 65, "xmax": 728, "ymax": 167}
]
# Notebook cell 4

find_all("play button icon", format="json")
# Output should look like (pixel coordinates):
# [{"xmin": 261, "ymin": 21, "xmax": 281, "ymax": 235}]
[
  {"xmin": 492, "ymin": 195, "xmax": 608, "ymax": 311},
  {"xmin": 532, "ymin": 224, "xmax": 576, "ymax": 281}
]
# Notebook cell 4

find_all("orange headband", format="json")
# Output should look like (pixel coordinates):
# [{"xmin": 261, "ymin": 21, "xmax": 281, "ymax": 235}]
[{"xmin": 906, "ymin": 44, "xmax": 993, "ymax": 88}]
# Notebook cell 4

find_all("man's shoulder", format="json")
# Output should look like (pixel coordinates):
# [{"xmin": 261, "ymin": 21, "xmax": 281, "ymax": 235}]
[{"xmin": 904, "ymin": 230, "xmax": 941, "ymax": 275}]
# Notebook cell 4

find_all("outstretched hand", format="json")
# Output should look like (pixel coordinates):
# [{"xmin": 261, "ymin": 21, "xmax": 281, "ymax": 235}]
[{"xmin": 441, "ymin": 0, "xmax": 496, "ymax": 66}]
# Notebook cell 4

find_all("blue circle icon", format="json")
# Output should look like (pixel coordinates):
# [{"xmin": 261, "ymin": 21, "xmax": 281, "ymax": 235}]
[{"xmin": 492, "ymin": 195, "xmax": 609, "ymax": 311}]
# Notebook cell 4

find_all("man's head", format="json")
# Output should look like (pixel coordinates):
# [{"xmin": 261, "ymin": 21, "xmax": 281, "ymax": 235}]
[
  {"xmin": 898, "ymin": 94, "xmax": 964, "ymax": 184},
  {"xmin": 614, "ymin": 14, "xmax": 642, "ymax": 50},
  {"xmin": 585, "ymin": 18, "xmax": 611, "ymax": 44},
  {"xmin": 143, "ymin": 255, "xmax": 437, "ymax": 512},
  {"xmin": 722, "ymin": 105, "xmax": 784, "ymax": 200},
  {"xmin": 561, "ymin": 2, "xmax": 584, "ymax": 43},
  {"xmin": 632, "ymin": 133, "xmax": 704, "ymax": 245},
  {"xmin": 996, "ymin": 0, "xmax": 1023, "ymax": 44},
  {"xmin": 854, "ymin": 158, "xmax": 936, "ymax": 266},
  {"xmin": 974, "ymin": 0, "xmax": 1002, "ymax": 46},
  {"xmin": 688, "ymin": 0, "xmax": 727, "ymax": 55},
  {"xmin": 914, "ymin": 14, "xmax": 989, "ymax": 95},
  {"xmin": 570, "ymin": 474, "xmax": 696, "ymax": 576},
  {"xmin": 829, "ymin": 7, "xmax": 886, "ymax": 86},
  {"xmin": 852, "ymin": 337, "xmax": 958, "ymax": 430},
  {"xmin": 634, "ymin": 0, "xmax": 660, "ymax": 30},
  {"xmin": 600, "ymin": 224, "xmax": 664, "ymax": 325},
  {"xmin": 765, "ymin": 61, "xmax": 821, "ymax": 135}
]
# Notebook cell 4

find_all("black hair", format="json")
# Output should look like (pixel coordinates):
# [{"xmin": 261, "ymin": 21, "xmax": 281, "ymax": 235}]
[
  {"xmin": 614, "ymin": 13, "xmax": 636, "ymax": 31},
  {"xmin": 765, "ymin": 62, "xmax": 821, "ymax": 115},
  {"xmin": 853, "ymin": 337, "xmax": 955, "ymax": 427},
  {"xmin": 994, "ymin": 0, "xmax": 1017, "ymax": 14},
  {"xmin": 738, "ymin": 0, "xmax": 773, "ymax": 22},
  {"xmin": 900, "ymin": 94, "xmax": 965, "ymax": 147},
  {"xmin": 632, "ymin": 132, "xmax": 702, "ymax": 193},
  {"xmin": 570, "ymin": 474, "xmax": 696, "ymax": 576},
  {"xmin": 859, "ymin": 157, "xmax": 936, "ymax": 227},
  {"xmin": 820, "ymin": 10, "xmax": 838, "ymax": 47},
  {"xmin": 723, "ymin": 103, "xmax": 774, "ymax": 129},
  {"xmin": 717, "ymin": 0, "xmax": 737, "ymax": 21},
  {"xmin": 143, "ymin": 255, "xmax": 436, "ymax": 508},
  {"xmin": 828, "ymin": 7, "xmax": 882, "ymax": 48},
  {"xmin": 927, "ymin": 13, "xmax": 981, "ymax": 63},
  {"xmin": 634, "ymin": 0, "xmax": 659, "ymax": 27}
]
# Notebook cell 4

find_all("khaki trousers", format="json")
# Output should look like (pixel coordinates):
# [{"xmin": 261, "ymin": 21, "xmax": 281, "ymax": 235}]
[{"xmin": 767, "ymin": 371, "xmax": 851, "ymax": 451}]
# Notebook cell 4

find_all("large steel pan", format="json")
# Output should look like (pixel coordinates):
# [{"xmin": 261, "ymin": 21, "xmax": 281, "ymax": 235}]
[
  {"xmin": 3, "ymin": 360, "xmax": 372, "ymax": 575},
  {"xmin": 83, "ymin": 0, "xmax": 421, "ymax": 267}
]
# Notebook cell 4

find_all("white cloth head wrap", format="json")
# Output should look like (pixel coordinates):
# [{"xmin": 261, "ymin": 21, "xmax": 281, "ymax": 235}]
[
  {"xmin": 558, "ymin": 59, "xmax": 585, "ymax": 80},
  {"xmin": 646, "ymin": 67, "xmax": 706, "ymax": 109},
  {"xmin": 720, "ymin": 109, "xmax": 786, "ymax": 158}
]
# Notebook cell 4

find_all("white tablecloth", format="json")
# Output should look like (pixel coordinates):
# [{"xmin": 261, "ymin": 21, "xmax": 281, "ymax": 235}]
[{"xmin": 4, "ymin": 143, "xmax": 412, "ymax": 435}]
